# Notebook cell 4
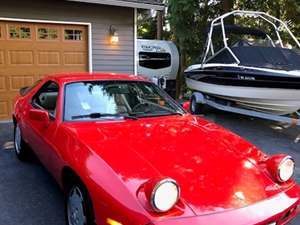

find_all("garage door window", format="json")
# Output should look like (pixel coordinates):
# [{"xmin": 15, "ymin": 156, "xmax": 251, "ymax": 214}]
[
  {"xmin": 38, "ymin": 28, "xmax": 58, "ymax": 40},
  {"xmin": 9, "ymin": 26, "xmax": 31, "ymax": 39},
  {"xmin": 64, "ymin": 29, "xmax": 83, "ymax": 41}
]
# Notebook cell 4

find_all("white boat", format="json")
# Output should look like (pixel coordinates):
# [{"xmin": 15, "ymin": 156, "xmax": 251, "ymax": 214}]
[{"xmin": 185, "ymin": 10, "xmax": 300, "ymax": 115}]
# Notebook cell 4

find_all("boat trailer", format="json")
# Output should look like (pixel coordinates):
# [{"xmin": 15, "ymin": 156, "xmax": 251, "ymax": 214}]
[{"xmin": 191, "ymin": 92, "xmax": 300, "ymax": 143}]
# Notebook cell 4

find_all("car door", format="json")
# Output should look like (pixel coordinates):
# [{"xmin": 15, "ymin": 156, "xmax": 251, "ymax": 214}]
[{"xmin": 25, "ymin": 80, "xmax": 61, "ymax": 173}]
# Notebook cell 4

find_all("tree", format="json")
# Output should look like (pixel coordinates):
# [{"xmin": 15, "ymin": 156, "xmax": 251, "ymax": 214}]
[
  {"xmin": 167, "ymin": 0, "xmax": 228, "ymax": 97},
  {"xmin": 137, "ymin": 10, "xmax": 157, "ymax": 39},
  {"xmin": 137, "ymin": 9, "xmax": 171, "ymax": 40},
  {"xmin": 235, "ymin": 0, "xmax": 300, "ymax": 41},
  {"xmin": 168, "ymin": 0, "xmax": 199, "ymax": 97}
]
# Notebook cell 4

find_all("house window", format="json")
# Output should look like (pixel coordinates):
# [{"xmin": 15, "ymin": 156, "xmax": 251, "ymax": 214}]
[
  {"xmin": 9, "ymin": 26, "xmax": 31, "ymax": 39},
  {"xmin": 64, "ymin": 29, "xmax": 83, "ymax": 41},
  {"xmin": 38, "ymin": 28, "xmax": 58, "ymax": 40}
]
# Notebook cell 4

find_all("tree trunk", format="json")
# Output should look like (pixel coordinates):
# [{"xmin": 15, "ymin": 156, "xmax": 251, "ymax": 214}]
[
  {"xmin": 221, "ymin": 0, "xmax": 234, "ymax": 24},
  {"xmin": 176, "ymin": 47, "xmax": 186, "ymax": 99},
  {"xmin": 156, "ymin": 10, "xmax": 163, "ymax": 40},
  {"xmin": 275, "ymin": 2, "xmax": 281, "ymax": 27}
]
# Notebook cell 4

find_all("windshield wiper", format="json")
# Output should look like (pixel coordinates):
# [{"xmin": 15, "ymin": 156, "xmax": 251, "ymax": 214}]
[
  {"xmin": 72, "ymin": 113, "xmax": 138, "ymax": 120},
  {"xmin": 138, "ymin": 99, "xmax": 184, "ymax": 116}
]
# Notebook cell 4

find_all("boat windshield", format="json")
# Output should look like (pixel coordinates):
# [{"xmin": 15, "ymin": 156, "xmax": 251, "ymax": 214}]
[
  {"xmin": 215, "ymin": 25, "xmax": 273, "ymax": 48},
  {"xmin": 204, "ymin": 25, "xmax": 300, "ymax": 70},
  {"xmin": 64, "ymin": 80, "xmax": 185, "ymax": 121},
  {"xmin": 207, "ymin": 46, "xmax": 300, "ymax": 71}
]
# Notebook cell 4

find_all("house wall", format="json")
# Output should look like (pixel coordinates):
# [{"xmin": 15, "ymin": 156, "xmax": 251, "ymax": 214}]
[{"xmin": 0, "ymin": 0, "xmax": 135, "ymax": 74}]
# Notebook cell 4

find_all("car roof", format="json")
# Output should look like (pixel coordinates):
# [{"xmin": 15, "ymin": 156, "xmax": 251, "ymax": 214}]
[{"xmin": 47, "ymin": 72, "xmax": 149, "ymax": 83}]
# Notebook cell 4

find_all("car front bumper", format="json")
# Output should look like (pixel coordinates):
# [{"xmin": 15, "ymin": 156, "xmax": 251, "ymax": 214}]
[{"xmin": 151, "ymin": 185, "xmax": 300, "ymax": 225}]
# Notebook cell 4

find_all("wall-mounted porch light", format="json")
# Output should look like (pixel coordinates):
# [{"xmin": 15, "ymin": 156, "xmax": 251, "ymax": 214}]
[{"xmin": 109, "ymin": 25, "xmax": 119, "ymax": 44}]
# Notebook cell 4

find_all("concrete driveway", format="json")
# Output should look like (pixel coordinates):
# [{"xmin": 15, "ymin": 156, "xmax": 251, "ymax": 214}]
[{"xmin": 0, "ymin": 111, "xmax": 299, "ymax": 225}]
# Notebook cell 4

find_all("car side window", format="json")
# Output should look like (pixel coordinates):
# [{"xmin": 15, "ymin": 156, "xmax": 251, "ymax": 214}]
[{"xmin": 32, "ymin": 81, "xmax": 59, "ymax": 119}]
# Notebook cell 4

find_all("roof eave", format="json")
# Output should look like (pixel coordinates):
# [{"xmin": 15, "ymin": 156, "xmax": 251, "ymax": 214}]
[{"xmin": 67, "ymin": 0, "xmax": 165, "ymax": 10}]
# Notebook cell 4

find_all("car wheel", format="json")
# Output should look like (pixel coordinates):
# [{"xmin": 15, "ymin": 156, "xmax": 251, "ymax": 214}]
[
  {"xmin": 66, "ymin": 182, "xmax": 95, "ymax": 225},
  {"xmin": 14, "ymin": 123, "xmax": 30, "ymax": 161}
]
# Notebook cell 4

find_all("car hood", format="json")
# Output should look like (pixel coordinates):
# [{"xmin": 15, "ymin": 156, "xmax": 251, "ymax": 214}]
[{"xmin": 64, "ymin": 115, "xmax": 283, "ymax": 216}]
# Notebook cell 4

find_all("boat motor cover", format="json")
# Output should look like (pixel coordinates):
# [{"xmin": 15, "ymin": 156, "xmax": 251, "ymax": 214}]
[{"xmin": 208, "ymin": 46, "xmax": 300, "ymax": 71}]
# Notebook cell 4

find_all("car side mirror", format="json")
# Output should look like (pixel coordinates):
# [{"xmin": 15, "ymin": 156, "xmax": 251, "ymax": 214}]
[
  {"xmin": 181, "ymin": 101, "xmax": 191, "ymax": 112},
  {"xmin": 19, "ymin": 86, "xmax": 29, "ymax": 96},
  {"xmin": 29, "ymin": 109, "xmax": 50, "ymax": 126}
]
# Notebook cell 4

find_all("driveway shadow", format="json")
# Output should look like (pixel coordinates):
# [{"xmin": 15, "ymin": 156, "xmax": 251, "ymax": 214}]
[{"xmin": 0, "ymin": 123, "xmax": 65, "ymax": 225}]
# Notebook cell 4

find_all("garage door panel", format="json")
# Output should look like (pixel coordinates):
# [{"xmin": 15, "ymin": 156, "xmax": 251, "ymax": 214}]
[
  {"xmin": 0, "ymin": 21, "xmax": 88, "ymax": 120},
  {"xmin": 64, "ymin": 52, "xmax": 87, "ymax": 65},
  {"xmin": 9, "ymin": 75, "xmax": 35, "ymax": 91},
  {"xmin": 9, "ymin": 50, "xmax": 34, "ymax": 65},
  {"xmin": 0, "ymin": 76, "xmax": 6, "ymax": 91},
  {"xmin": 38, "ymin": 51, "xmax": 60, "ymax": 65},
  {"xmin": 0, "ymin": 51, "xmax": 4, "ymax": 65},
  {"xmin": 0, "ymin": 100, "xmax": 10, "ymax": 119},
  {"xmin": 0, "ymin": 23, "xmax": 4, "ymax": 40},
  {"xmin": 0, "ymin": 92, "xmax": 13, "ymax": 120}
]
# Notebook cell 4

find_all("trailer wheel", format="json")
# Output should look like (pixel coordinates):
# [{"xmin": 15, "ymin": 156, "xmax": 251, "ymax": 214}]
[{"xmin": 190, "ymin": 96, "xmax": 203, "ymax": 114}]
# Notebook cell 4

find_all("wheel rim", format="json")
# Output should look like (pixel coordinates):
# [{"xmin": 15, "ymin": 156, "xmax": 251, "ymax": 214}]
[
  {"xmin": 67, "ymin": 186, "xmax": 87, "ymax": 225},
  {"xmin": 14, "ymin": 125, "xmax": 21, "ymax": 154}
]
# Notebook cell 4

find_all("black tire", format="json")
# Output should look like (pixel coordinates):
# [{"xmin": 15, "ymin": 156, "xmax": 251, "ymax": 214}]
[
  {"xmin": 14, "ymin": 123, "xmax": 30, "ymax": 161},
  {"xmin": 65, "ymin": 180, "xmax": 96, "ymax": 225},
  {"xmin": 190, "ymin": 96, "xmax": 206, "ymax": 115}
]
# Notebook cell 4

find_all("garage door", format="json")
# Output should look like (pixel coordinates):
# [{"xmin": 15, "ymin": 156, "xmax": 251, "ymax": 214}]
[{"xmin": 0, "ymin": 21, "xmax": 88, "ymax": 121}]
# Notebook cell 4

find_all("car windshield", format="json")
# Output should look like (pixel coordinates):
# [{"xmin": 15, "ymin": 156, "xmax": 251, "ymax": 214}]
[{"xmin": 64, "ymin": 80, "xmax": 185, "ymax": 121}]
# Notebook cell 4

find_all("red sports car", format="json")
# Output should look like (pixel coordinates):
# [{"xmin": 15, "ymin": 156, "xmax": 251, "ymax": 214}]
[{"xmin": 13, "ymin": 73, "xmax": 299, "ymax": 225}]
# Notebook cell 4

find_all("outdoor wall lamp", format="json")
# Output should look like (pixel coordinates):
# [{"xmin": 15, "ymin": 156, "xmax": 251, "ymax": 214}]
[{"xmin": 109, "ymin": 25, "xmax": 119, "ymax": 44}]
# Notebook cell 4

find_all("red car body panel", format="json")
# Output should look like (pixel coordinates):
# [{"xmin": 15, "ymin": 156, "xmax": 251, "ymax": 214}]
[{"xmin": 13, "ymin": 73, "xmax": 300, "ymax": 225}]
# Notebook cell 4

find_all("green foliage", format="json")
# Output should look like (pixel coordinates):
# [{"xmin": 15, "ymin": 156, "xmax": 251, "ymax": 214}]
[
  {"xmin": 137, "ymin": 10, "xmax": 157, "ymax": 39},
  {"xmin": 167, "ymin": 0, "xmax": 200, "ymax": 61},
  {"xmin": 235, "ymin": 0, "xmax": 300, "ymax": 41},
  {"xmin": 167, "ymin": 0, "xmax": 232, "ymax": 65},
  {"xmin": 137, "ymin": 9, "xmax": 172, "ymax": 40}
]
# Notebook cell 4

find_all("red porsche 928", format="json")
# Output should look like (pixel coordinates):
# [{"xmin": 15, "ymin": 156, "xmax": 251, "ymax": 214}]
[{"xmin": 13, "ymin": 73, "xmax": 299, "ymax": 225}]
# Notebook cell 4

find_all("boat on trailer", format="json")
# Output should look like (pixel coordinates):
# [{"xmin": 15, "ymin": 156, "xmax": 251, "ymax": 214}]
[{"xmin": 185, "ymin": 10, "xmax": 300, "ymax": 116}]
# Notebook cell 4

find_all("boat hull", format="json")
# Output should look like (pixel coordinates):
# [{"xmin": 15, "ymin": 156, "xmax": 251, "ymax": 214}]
[{"xmin": 186, "ymin": 77, "xmax": 300, "ymax": 115}]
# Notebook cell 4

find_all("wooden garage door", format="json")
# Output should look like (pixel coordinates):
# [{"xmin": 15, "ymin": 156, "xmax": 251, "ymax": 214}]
[{"xmin": 0, "ymin": 21, "xmax": 88, "ymax": 120}]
